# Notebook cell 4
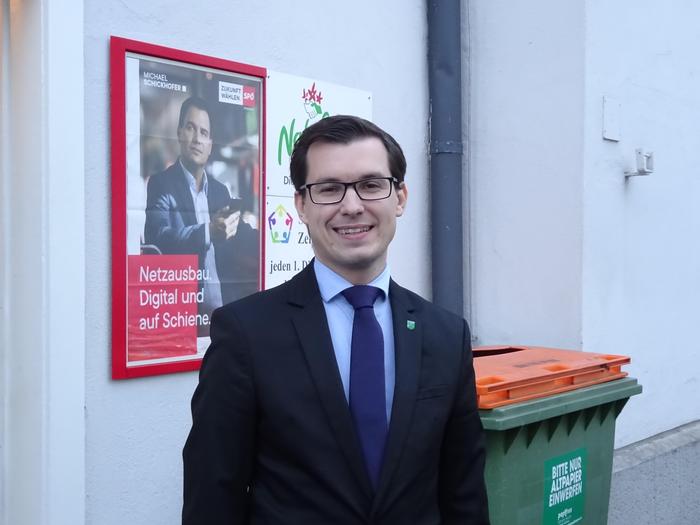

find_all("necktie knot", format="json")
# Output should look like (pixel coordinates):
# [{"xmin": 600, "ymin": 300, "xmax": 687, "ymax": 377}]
[{"xmin": 342, "ymin": 285, "xmax": 382, "ymax": 310}]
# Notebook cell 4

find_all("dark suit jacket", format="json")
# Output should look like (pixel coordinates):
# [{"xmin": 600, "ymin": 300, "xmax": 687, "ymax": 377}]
[
  {"xmin": 183, "ymin": 263, "xmax": 489, "ymax": 524},
  {"xmin": 144, "ymin": 162, "xmax": 258, "ymax": 304}
]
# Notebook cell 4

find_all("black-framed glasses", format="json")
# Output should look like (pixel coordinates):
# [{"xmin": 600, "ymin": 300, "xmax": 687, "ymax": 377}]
[{"xmin": 300, "ymin": 177, "xmax": 399, "ymax": 205}]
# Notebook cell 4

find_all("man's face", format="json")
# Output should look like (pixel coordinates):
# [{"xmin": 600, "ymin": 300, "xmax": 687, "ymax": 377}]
[
  {"xmin": 294, "ymin": 137, "xmax": 408, "ymax": 283},
  {"xmin": 177, "ymin": 106, "xmax": 212, "ymax": 172}
]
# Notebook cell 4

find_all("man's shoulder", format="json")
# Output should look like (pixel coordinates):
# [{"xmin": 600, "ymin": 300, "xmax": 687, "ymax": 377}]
[
  {"xmin": 213, "ymin": 268, "xmax": 312, "ymax": 323},
  {"xmin": 390, "ymin": 280, "xmax": 470, "ymax": 348},
  {"xmin": 148, "ymin": 163, "xmax": 183, "ymax": 189},
  {"xmin": 391, "ymin": 280, "xmax": 465, "ymax": 323},
  {"xmin": 220, "ymin": 281, "xmax": 288, "ymax": 312},
  {"xmin": 154, "ymin": 161, "xmax": 183, "ymax": 178}
]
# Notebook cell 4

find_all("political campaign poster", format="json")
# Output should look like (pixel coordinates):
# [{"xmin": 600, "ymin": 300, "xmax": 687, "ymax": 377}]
[{"xmin": 111, "ymin": 37, "xmax": 265, "ymax": 378}]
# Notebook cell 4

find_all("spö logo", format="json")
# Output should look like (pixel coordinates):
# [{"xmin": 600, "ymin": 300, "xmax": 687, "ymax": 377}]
[
  {"xmin": 268, "ymin": 204, "xmax": 294, "ymax": 244},
  {"xmin": 243, "ymin": 86, "xmax": 256, "ymax": 107},
  {"xmin": 277, "ymin": 82, "xmax": 330, "ymax": 167}
]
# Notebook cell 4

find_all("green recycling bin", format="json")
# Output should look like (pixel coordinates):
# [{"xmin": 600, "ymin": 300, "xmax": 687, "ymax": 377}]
[{"xmin": 479, "ymin": 377, "xmax": 642, "ymax": 525}]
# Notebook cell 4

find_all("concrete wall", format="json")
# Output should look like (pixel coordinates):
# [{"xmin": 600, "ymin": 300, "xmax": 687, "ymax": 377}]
[
  {"xmin": 468, "ymin": 0, "xmax": 585, "ymax": 349},
  {"xmin": 582, "ymin": 0, "xmax": 700, "ymax": 447},
  {"xmin": 84, "ymin": 1, "xmax": 429, "ymax": 523},
  {"xmin": 468, "ymin": 0, "xmax": 700, "ymax": 448},
  {"xmin": 2, "ymin": 1, "xmax": 86, "ymax": 523}
]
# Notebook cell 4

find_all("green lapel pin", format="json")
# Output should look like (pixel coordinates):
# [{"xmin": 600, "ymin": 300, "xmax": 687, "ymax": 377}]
[{"xmin": 406, "ymin": 320, "xmax": 416, "ymax": 330}]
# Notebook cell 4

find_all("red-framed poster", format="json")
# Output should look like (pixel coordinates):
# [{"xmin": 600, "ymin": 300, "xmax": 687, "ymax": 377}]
[{"xmin": 110, "ymin": 37, "xmax": 266, "ymax": 378}]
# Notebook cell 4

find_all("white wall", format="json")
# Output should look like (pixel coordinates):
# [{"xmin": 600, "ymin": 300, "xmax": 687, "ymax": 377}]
[
  {"xmin": 84, "ymin": 2, "xmax": 429, "ymax": 523},
  {"xmin": 582, "ymin": 0, "xmax": 700, "ymax": 446},
  {"xmin": 469, "ymin": 0, "xmax": 700, "ymax": 448},
  {"xmin": 2, "ymin": 1, "xmax": 86, "ymax": 524},
  {"xmin": 468, "ymin": 0, "xmax": 585, "ymax": 349}
]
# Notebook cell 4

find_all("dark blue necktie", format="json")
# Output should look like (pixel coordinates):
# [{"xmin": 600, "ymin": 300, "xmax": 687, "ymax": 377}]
[{"xmin": 342, "ymin": 285, "xmax": 387, "ymax": 489}]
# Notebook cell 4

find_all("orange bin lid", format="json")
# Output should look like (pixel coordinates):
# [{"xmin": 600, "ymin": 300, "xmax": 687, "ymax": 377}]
[{"xmin": 473, "ymin": 345, "xmax": 630, "ymax": 409}]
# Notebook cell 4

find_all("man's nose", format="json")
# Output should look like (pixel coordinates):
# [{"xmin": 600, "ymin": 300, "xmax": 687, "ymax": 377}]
[{"xmin": 340, "ymin": 186, "xmax": 365, "ymax": 214}]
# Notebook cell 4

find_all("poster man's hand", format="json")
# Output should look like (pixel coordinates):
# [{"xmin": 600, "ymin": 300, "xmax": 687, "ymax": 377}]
[
  {"xmin": 241, "ymin": 211, "xmax": 258, "ymax": 230},
  {"xmin": 209, "ymin": 208, "xmax": 240, "ymax": 241}
]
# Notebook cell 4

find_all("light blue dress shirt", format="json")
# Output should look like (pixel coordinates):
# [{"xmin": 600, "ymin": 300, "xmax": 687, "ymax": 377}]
[
  {"xmin": 180, "ymin": 160, "xmax": 223, "ymax": 311},
  {"xmin": 314, "ymin": 259, "xmax": 396, "ymax": 423}
]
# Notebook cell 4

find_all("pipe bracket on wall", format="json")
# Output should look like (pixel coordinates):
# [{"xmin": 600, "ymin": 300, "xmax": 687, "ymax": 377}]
[{"xmin": 430, "ymin": 140, "xmax": 463, "ymax": 154}]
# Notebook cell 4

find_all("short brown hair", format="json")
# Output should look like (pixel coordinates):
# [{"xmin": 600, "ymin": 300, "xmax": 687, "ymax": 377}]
[{"xmin": 289, "ymin": 115, "xmax": 406, "ymax": 190}]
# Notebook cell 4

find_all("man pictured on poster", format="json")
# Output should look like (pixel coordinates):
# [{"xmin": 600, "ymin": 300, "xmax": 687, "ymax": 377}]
[
  {"xmin": 183, "ymin": 115, "xmax": 489, "ymax": 524},
  {"xmin": 144, "ymin": 96, "xmax": 258, "ymax": 333}
]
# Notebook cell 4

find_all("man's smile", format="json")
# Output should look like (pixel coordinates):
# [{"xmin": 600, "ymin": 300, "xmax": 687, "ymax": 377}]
[{"xmin": 334, "ymin": 225, "xmax": 374, "ymax": 236}]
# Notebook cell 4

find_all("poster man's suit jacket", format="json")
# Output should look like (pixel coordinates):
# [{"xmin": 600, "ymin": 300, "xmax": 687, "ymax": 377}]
[
  {"xmin": 144, "ymin": 162, "xmax": 258, "ymax": 303},
  {"xmin": 183, "ymin": 263, "xmax": 489, "ymax": 525}
]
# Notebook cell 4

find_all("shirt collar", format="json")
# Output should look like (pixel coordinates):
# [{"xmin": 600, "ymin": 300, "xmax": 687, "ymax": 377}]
[
  {"xmin": 179, "ymin": 158, "xmax": 208, "ymax": 195},
  {"xmin": 314, "ymin": 258, "xmax": 390, "ymax": 303}
]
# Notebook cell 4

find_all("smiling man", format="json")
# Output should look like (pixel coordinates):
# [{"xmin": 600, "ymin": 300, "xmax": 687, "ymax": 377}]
[{"xmin": 183, "ymin": 115, "xmax": 489, "ymax": 524}]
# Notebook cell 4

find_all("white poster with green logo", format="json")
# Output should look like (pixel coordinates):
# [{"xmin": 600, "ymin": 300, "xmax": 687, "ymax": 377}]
[
  {"xmin": 543, "ymin": 448, "xmax": 587, "ymax": 525},
  {"xmin": 264, "ymin": 71, "xmax": 372, "ymax": 288}
]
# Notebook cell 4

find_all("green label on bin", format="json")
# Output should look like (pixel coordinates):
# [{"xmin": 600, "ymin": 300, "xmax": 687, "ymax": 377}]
[{"xmin": 543, "ymin": 448, "xmax": 586, "ymax": 525}]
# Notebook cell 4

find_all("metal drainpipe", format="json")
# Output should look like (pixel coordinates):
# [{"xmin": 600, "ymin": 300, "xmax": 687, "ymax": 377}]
[{"xmin": 427, "ymin": 0, "xmax": 466, "ymax": 317}]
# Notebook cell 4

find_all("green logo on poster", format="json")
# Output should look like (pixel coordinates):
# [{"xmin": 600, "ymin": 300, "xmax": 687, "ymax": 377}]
[
  {"xmin": 543, "ymin": 448, "xmax": 586, "ymax": 525},
  {"xmin": 277, "ymin": 82, "xmax": 330, "ymax": 166}
]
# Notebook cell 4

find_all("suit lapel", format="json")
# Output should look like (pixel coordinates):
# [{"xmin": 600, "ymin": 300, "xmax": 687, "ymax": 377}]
[
  {"xmin": 373, "ymin": 281, "xmax": 422, "ymax": 507},
  {"xmin": 288, "ymin": 264, "xmax": 373, "ymax": 498}
]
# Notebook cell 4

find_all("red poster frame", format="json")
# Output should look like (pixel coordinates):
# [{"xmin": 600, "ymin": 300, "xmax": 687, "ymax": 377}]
[{"xmin": 110, "ymin": 36, "xmax": 267, "ymax": 379}]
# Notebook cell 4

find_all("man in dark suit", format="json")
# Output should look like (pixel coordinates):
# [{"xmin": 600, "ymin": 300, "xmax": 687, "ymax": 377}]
[
  {"xmin": 145, "ymin": 97, "xmax": 258, "ymax": 329},
  {"xmin": 183, "ymin": 115, "xmax": 489, "ymax": 524}
]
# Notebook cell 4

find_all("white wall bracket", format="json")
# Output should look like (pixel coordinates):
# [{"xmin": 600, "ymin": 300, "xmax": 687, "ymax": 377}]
[{"xmin": 625, "ymin": 148, "xmax": 654, "ymax": 177}]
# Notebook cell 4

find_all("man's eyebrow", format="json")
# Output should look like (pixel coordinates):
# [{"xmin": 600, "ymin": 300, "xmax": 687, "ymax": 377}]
[{"xmin": 313, "ymin": 172, "xmax": 386, "ymax": 183}]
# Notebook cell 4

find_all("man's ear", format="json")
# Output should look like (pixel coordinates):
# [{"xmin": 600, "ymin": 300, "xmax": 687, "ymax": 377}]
[
  {"xmin": 294, "ymin": 191, "xmax": 306, "ymax": 224},
  {"xmin": 395, "ymin": 182, "xmax": 408, "ymax": 217}
]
